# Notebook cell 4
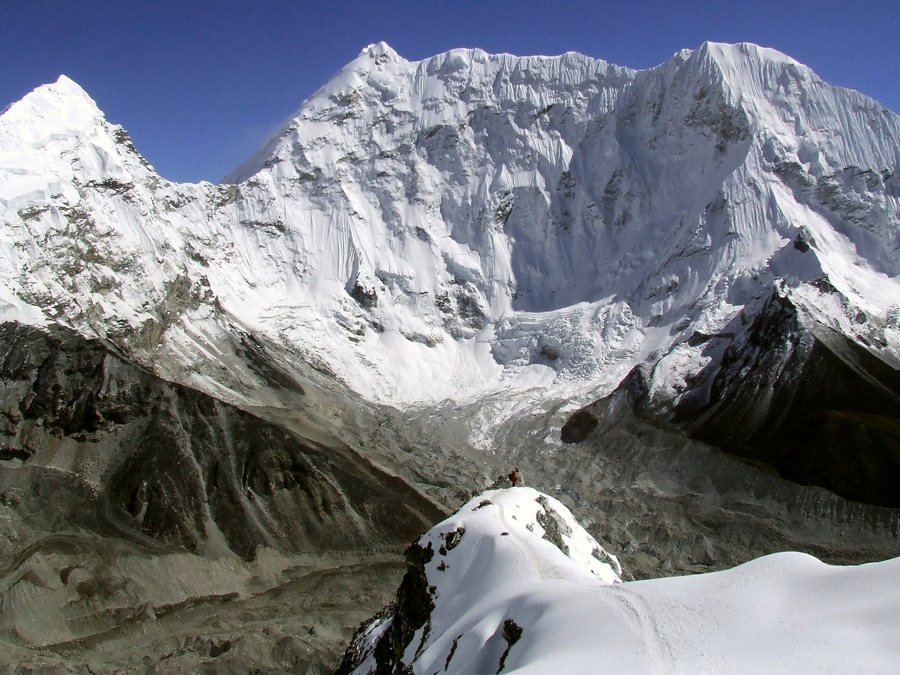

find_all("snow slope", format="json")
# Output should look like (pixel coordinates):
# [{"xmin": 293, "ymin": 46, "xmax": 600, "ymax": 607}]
[
  {"xmin": 1, "ymin": 42, "xmax": 899, "ymax": 414},
  {"xmin": 342, "ymin": 487, "xmax": 900, "ymax": 674}
]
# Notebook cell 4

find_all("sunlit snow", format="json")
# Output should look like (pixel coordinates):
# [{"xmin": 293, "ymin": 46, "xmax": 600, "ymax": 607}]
[
  {"xmin": 349, "ymin": 488, "xmax": 900, "ymax": 674},
  {"xmin": 2, "ymin": 43, "xmax": 898, "ymax": 417}
]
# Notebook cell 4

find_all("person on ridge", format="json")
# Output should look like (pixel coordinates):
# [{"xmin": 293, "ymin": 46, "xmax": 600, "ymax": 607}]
[{"xmin": 508, "ymin": 468, "xmax": 519, "ymax": 486}]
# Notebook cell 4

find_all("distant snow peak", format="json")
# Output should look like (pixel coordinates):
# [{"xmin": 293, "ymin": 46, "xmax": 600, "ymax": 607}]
[
  {"xmin": 1, "ymin": 41, "xmax": 898, "ymax": 411},
  {"xmin": 32, "ymin": 74, "xmax": 95, "ymax": 104},
  {"xmin": 360, "ymin": 41, "xmax": 400, "ymax": 64},
  {"xmin": 700, "ymin": 40, "xmax": 802, "ymax": 67},
  {"xmin": 1, "ymin": 73, "xmax": 102, "ymax": 142}
]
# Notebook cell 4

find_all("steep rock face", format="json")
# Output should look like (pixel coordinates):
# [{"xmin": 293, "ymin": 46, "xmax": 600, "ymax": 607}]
[
  {"xmin": 0, "ymin": 322, "xmax": 452, "ymax": 669},
  {"xmin": 0, "ymin": 322, "xmax": 443, "ymax": 560},
  {"xmin": 678, "ymin": 292, "xmax": 900, "ymax": 506},
  {"xmin": 563, "ymin": 285, "xmax": 900, "ymax": 507}
]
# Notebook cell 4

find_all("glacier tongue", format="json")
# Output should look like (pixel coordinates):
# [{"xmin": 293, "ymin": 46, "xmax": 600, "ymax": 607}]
[{"xmin": 1, "ymin": 42, "xmax": 899, "ymax": 412}]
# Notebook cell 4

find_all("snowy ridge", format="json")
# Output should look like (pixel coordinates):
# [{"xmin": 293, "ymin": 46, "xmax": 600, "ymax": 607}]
[
  {"xmin": 0, "ymin": 43, "xmax": 899, "ymax": 413},
  {"xmin": 224, "ymin": 42, "xmax": 633, "ymax": 185},
  {"xmin": 342, "ymin": 487, "xmax": 622, "ymax": 674},
  {"xmin": 342, "ymin": 487, "xmax": 900, "ymax": 674}
]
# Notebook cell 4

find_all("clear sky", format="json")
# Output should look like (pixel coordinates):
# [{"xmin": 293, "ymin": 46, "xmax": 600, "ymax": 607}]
[{"xmin": 3, "ymin": 1, "xmax": 898, "ymax": 184}]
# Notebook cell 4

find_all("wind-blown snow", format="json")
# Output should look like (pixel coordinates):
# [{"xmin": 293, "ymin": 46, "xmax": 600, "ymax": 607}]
[
  {"xmin": 1, "ymin": 43, "xmax": 899, "ymax": 415},
  {"xmin": 347, "ymin": 487, "xmax": 900, "ymax": 674}
]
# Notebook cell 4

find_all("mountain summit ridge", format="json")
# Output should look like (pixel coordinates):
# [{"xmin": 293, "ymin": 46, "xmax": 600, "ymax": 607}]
[{"xmin": 339, "ymin": 487, "xmax": 900, "ymax": 675}]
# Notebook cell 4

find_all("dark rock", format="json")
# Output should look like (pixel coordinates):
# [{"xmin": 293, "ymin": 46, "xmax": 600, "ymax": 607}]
[
  {"xmin": 540, "ymin": 345, "xmax": 560, "ymax": 361},
  {"xmin": 679, "ymin": 292, "xmax": 900, "ymax": 507},
  {"xmin": 455, "ymin": 292, "xmax": 486, "ymax": 330},
  {"xmin": 444, "ymin": 636, "xmax": 460, "ymax": 670},
  {"xmin": 381, "ymin": 542, "xmax": 435, "ymax": 669},
  {"xmin": 441, "ymin": 527, "xmax": 465, "ymax": 553},
  {"xmin": 0, "ymin": 321, "xmax": 444, "ymax": 558},
  {"xmin": 592, "ymin": 290, "xmax": 900, "ymax": 508},
  {"xmin": 560, "ymin": 409, "xmax": 599, "ymax": 443},
  {"xmin": 349, "ymin": 281, "xmax": 378, "ymax": 309},
  {"xmin": 0, "ymin": 445, "xmax": 31, "ymax": 462},
  {"xmin": 339, "ymin": 541, "xmax": 438, "ymax": 674},
  {"xmin": 237, "ymin": 333, "xmax": 306, "ymax": 395},
  {"xmin": 496, "ymin": 619, "xmax": 523, "ymax": 673},
  {"xmin": 535, "ymin": 495, "xmax": 572, "ymax": 555}
]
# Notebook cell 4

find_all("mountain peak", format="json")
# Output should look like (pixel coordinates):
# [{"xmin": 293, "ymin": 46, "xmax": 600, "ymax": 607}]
[
  {"xmin": 358, "ymin": 41, "xmax": 400, "ymax": 63},
  {"xmin": 688, "ymin": 40, "xmax": 815, "ymax": 94},
  {"xmin": 5, "ymin": 41, "xmax": 900, "ymax": 410},
  {"xmin": 49, "ymin": 74, "xmax": 90, "ymax": 95},
  {"xmin": 18, "ymin": 74, "xmax": 98, "ymax": 112},
  {"xmin": 698, "ymin": 41, "xmax": 800, "ymax": 66},
  {"xmin": 1, "ymin": 74, "xmax": 104, "ymax": 145}
]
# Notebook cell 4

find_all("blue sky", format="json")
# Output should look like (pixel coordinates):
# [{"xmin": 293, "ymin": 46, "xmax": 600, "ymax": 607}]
[{"xmin": 4, "ymin": 1, "xmax": 898, "ymax": 184}]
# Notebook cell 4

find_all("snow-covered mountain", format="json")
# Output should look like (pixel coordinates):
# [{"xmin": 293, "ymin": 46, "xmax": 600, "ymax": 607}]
[
  {"xmin": 2, "ymin": 41, "xmax": 900, "ymax": 671},
  {"xmin": 339, "ymin": 487, "xmax": 900, "ymax": 674},
  {"xmin": 3, "ymin": 40, "xmax": 899, "ymax": 507},
  {"xmin": 2, "ymin": 41, "xmax": 898, "ymax": 412}
]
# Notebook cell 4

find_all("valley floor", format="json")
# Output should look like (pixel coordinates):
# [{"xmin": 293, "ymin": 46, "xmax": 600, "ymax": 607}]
[{"xmin": 0, "ymin": 541, "xmax": 404, "ymax": 674}]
